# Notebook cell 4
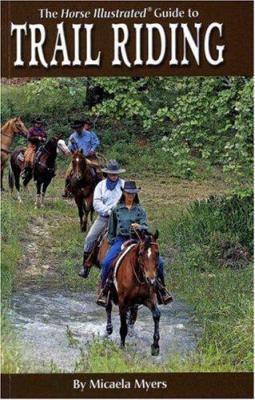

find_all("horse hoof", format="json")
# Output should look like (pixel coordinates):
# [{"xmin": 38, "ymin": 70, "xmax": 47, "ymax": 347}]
[
  {"xmin": 151, "ymin": 345, "xmax": 160, "ymax": 356},
  {"xmin": 106, "ymin": 324, "xmax": 113, "ymax": 335}
]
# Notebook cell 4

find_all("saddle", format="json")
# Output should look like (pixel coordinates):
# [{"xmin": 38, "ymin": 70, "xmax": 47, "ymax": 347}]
[{"xmin": 108, "ymin": 241, "xmax": 138, "ymax": 293}]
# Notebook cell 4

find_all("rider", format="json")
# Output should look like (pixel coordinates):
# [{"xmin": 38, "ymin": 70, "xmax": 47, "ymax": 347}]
[
  {"xmin": 21, "ymin": 117, "xmax": 47, "ymax": 180},
  {"xmin": 96, "ymin": 181, "xmax": 173, "ymax": 307},
  {"xmin": 62, "ymin": 119, "xmax": 100, "ymax": 198},
  {"xmin": 79, "ymin": 160, "xmax": 126, "ymax": 278}
]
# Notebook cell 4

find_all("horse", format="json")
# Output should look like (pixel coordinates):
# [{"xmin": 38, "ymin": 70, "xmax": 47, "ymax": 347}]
[
  {"xmin": 9, "ymin": 137, "xmax": 61, "ymax": 206},
  {"xmin": 33, "ymin": 137, "xmax": 60, "ymax": 208},
  {"xmin": 90, "ymin": 229, "xmax": 161, "ymax": 355},
  {"xmin": 69, "ymin": 150, "xmax": 99, "ymax": 232},
  {"xmin": 1, "ymin": 117, "xmax": 28, "ymax": 190}
]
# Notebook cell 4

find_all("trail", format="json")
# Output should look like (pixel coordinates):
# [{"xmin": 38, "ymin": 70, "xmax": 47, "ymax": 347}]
[{"xmin": 16, "ymin": 215, "xmax": 59, "ymax": 289}]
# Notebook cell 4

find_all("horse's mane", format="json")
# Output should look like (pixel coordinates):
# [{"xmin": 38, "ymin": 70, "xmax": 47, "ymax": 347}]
[
  {"xmin": 144, "ymin": 235, "xmax": 152, "ymax": 251},
  {"xmin": 1, "ymin": 119, "xmax": 14, "ymax": 132}
]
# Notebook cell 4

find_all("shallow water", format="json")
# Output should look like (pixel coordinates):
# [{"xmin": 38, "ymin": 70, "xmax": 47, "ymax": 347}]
[{"xmin": 9, "ymin": 289, "xmax": 201, "ymax": 372}]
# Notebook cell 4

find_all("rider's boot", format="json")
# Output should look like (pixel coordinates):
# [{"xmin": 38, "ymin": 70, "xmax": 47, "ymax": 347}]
[
  {"xmin": 96, "ymin": 279, "xmax": 111, "ymax": 307},
  {"xmin": 156, "ymin": 276, "xmax": 173, "ymax": 305},
  {"xmin": 78, "ymin": 252, "xmax": 93, "ymax": 279}
]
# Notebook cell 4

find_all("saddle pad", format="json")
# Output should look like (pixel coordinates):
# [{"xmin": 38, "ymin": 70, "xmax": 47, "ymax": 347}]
[
  {"xmin": 113, "ymin": 243, "xmax": 137, "ymax": 292},
  {"xmin": 17, "ymin": 153, "xmax": 25, "ymax": 162}
]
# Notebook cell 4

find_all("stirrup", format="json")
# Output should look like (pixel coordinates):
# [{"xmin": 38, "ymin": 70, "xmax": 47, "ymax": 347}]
[
  {"xmin": 161, "ymin": 291, "xmax": 173, "ymax": 305},
  {"xmin": 156, "ymin": 281, "xmax": 173, "ymax": 305},
  {"xmin": 96, "ymin": 288, "xmax": 110, "ymax": 307}
]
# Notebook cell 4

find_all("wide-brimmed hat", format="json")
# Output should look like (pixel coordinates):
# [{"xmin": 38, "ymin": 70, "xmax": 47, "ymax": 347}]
[
  {"xmin": 102, "ymin": 160, "xmax": 126, "ymax": 174},
  {"xmin": 121, "ymin": 181, "xmax": 141, "ymax": 193},
  {"xmin": 83, "ymin": 118, "xmax": 93, "ymax": 126},
  {"xmin": 70, "ymin": 120, "xmax": 84, "ymax": 129},
  {"xmin": 31, "ymin": 117, "xmax": 44, "ymax": 124}
]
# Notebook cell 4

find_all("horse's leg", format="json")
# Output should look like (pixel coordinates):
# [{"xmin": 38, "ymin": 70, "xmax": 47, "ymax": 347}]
[
  {"xmin": 35, "ymin": 181, "xmax": 41, "ymax": 208},
  {"xmin": 14, "ymin": 169, "xmax": 22, "ymax": 203},
  {"xmin": 23, "ymin": 168, "xmax": 32, "ymax": 190},
  {"xmin": 145, "ymin": 300, "xmax": 161, "ymax": 356},
  {"xmin": 41, "ymin": 179, "xmax": 50, "ymax": 207},
  {"xmin": 76, "ymin": 198, "xmax": 85, "ymax": 231},
  {"xmin": 128, "ymin": 305, "xmax": 138, "ymax": 337},
  {"xmin": 119, "ymin": 302, "xmax": 128, "ymax": 347},
  {"xmin": 85, "ymin": 195, "xmax": 93, "ymax": 229},
  {"xmin": 1, "ymin": 160, "xmax": 5, "ymax": 191},
  {"xmin": 105, "ymin": 300, "xmax": 113, "ymax": 335}
]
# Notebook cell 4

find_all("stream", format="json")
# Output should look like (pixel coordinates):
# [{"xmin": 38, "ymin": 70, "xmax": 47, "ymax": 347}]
[{"xmin": 9, "ymin": 288, "xmax": 201, "ymax": 372}]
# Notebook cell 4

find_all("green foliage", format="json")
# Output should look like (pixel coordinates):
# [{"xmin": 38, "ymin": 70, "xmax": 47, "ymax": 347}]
[
  {"xmin": 1, "ymin": 77, "xmax": 253, "ymax": 179},
  {"xmin": 90, "ymin": 77, "xmax": 253, "ymax": 179},
  {"xmin": 163, "ymin": 193, "xmax": 253, "ymax": 370},
  {"xmin": 1, "ymin": 78, "xmax": 87, "ymax": 140},
  {"xmin": 167, "ymin": 191, "xmax": 253, "ymax": 270}
]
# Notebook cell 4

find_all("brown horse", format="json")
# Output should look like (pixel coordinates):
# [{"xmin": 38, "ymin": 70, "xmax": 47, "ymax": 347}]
[
  {"xmin": 9, "ymin": 137, "xmax": 61, "ymax": 206},
  {"xmin": 69, "ymin": 150, "xmax": 99, "ymax": 231},
  {"xmin": 91, "ymin": 230, "xmax": 161, "ymax": 355},
  {"xmin": 1, "ymin": 117, "xmax": 28, "ymax": 190}
]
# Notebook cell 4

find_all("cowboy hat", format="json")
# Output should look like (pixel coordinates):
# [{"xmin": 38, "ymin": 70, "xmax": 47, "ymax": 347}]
[
  {"xmin": 31, "ymin": 117, "xmax": 44, "ymax": 124},
  {"xmin": 70, "ymin": 119, "xmax": 85, "ymax": 129},
  {"xmin": 121, "ymin": 181, "xmax": 141, "ymax": 193},
  {"xmin": 101, "ymin": 160, "xmax": 126, "ymax": 174}
]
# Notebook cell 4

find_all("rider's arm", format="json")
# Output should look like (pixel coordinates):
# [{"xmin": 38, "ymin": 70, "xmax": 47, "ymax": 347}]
[
  {"xmin": 108, "ymin": 208, "xmax": 117, "ymax": 245},
  {"xmin": 137, "ymin": 207, "xmax": 149, "ymax": 231},
  {"xmin": 93, "ymin": 182, "xmax": 112, "ymax": 216},
  {"xmin": 68, "ymin": 134, "xmax": 76, "ymax": 151}
]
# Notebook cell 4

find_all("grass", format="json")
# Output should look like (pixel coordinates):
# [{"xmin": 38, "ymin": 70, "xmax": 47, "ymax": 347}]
[{"xmin": 0, "ymin": 151, "xmax": 253, "ymax": 373}]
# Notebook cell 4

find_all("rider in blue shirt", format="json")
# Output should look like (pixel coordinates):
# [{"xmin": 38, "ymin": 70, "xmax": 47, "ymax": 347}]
[
  {"xmin": 68, "ymin": 119, "xmax": 100, "ymax": 155},
  {"xmin": 62, "ymin": 119, "xmax": 100, "ymax": 198}
]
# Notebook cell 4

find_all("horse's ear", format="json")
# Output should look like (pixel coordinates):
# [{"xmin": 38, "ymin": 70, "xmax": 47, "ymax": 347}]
[{"xmin": 154, "ymin": 229, "xmax": 159, "ymax": 240}]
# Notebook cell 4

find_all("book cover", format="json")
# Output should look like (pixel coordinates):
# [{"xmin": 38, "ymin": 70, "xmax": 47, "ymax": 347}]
[{"xmin": 1, "ymin": 0, "xmax": 253, "ymax": 398}]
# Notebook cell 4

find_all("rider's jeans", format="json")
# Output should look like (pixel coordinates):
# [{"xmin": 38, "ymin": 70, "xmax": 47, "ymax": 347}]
[
  {"xmin": 101, "ymin": 236, "xmax": 165, "ymax": 287},
  {"xmin": 101, "ymin": 236, "xmax": 126, "ymax": 286},
  {"xmin": 83, "ymin": 215, "xmax": 109, "ymax": 253}
]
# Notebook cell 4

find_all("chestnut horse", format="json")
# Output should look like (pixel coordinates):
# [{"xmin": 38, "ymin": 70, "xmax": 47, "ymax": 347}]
[
  {"xmin": 91, "ymin": 230, "xmax": 161, "ymax": 355},
  {"xmin": 69, "ymin": 150, "xmax": 99, "ymax": 231},
  {"xmin": 1, "ymin": 117, "xmax": 28, "ymax": 190}
]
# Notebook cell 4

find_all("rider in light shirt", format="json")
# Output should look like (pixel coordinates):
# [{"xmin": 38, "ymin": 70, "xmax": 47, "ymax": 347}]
[{"xmin": 68, "ymin": 120, "xmax": 100, "ymax": 155}]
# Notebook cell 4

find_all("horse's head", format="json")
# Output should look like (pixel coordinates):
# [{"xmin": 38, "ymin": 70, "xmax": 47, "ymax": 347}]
[
  {"xmin": 12, "ymin": 117, "xmax": 29, "ymax": 136},
  {"xmin": 44, "ymin": 137, "xmax": 58, "ymax": 155},
  {"xmin": 137, "ymin": 230, "xmax": 159, "ymax": 286},
  {"xmin": 71, "ymin": 150, "xmax": 87, "ymax": 182}
]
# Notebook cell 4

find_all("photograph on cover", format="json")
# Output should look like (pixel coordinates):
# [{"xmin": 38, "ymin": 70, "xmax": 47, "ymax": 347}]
[{"xmin": 1, "ymin": 76, "xmax": 253, "ymax": 374}]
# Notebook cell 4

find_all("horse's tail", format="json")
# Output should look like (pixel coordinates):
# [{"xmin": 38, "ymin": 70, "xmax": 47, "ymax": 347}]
[{"xmin": 8, "ymin": 159, "xmax": 14, "ymax": 192}]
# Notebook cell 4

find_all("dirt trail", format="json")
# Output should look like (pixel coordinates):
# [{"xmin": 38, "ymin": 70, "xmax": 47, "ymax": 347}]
[{"xmin": 17, "ymin": 215, "xmax": 60, "ymax": 288}]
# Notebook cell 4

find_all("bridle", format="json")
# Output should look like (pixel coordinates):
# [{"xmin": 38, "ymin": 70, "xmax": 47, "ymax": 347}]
[
  {"xmin": 72, "ymin": 153, "xmax": 88, "ymax": 182},
  {"xmin": 36, "ymin": 141, "xmax": 57, "ymax": 174},
  {"xmin": 132, "ymin": 227, "xmax": 159, "ymax": 286},
  {"xmin": 1, "ymin": 122, "xmax": 27, "ymax": 154}
]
